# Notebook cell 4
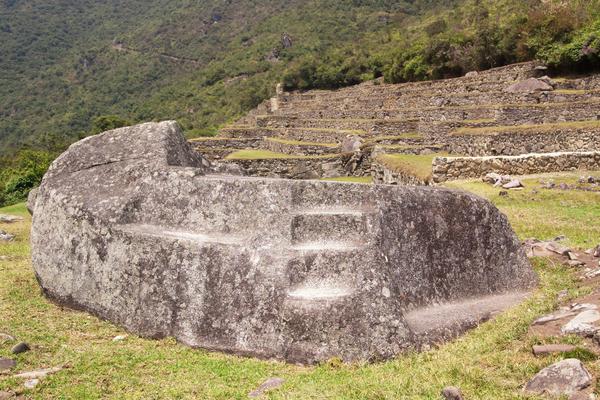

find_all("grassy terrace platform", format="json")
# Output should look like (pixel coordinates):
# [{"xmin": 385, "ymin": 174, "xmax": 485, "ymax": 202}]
[
  {"xmin": 224, "ymin": 149, "xmax": 339, "ymax": 160},
  {"xmin": 2, "ymin": 171, "xmax": 600, "ymax": 398},
  {"xmin": 452, "ymin": 120, "xmax": 600, "ymax": 136},
  {"xmin": 375, "ymin": 152, "xmax": 449, "ymax": 183}
]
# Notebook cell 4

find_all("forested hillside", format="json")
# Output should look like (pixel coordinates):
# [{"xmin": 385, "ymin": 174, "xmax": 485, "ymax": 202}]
[{"xmin": 0, "ymin": 0, "xmax": 599, "ymax": 206}]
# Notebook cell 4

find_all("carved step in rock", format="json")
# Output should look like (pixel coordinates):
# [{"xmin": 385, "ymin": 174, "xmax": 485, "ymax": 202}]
[{"xmin": 290, "ymin": 210, "xmax": 375, "ymax": 244}]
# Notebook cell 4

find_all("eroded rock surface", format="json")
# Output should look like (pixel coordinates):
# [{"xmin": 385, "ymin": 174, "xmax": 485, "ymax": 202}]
[{"xmin": 30, "ymin": 121, "xmax": 537, "ymax": 364}]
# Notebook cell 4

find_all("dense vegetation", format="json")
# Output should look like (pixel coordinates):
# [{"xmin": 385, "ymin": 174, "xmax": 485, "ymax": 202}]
[{"xmin": 1, "ymin": 0, "xmax": 599, "ymax": 206}]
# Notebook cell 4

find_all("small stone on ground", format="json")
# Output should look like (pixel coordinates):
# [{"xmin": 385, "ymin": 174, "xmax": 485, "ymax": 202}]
[
  {"xmin": 0, "ymin": 214, "xmax": 23, "ymax": 223},
  {"xmin": 24, "ymin": 379, "xmax": 39, "ymax": 389},
  {"xmin": 0, "ymin": 333, "xmax": 15, "ymax": 342},
  {"xmin": 561, "ymin": 310, "xmax": 600, "ymax": 336},
  {"xmin": 0, "ymin": 230, "xmax": 14, "ymax": 241},
  {"xmin": 14, "ymin": 366, "xmax": 63, "ymax": 379},
  {"xmin": 532, "ymin": 344, "xmax": 576, "ymax": 356},
  {"xmin": 0, "ymin": 391, "xmax": 13, "ymax": 400},
  {"xmin": 0, "ymin": 358, "xmax": 16, "ymax": 372},
  {"xmin": 11, "ymin": 342, "xmax": 30, "ymax": 354},
  {"xmin": 248, "ymin": 377, "xmax": 285, "ymax": 398},
  {"xmin": 441, "ymin": 386, "xmax": 464, "ymax": 400},
  {"xmin": 524, "ymin": 358, "xmax": 592, "ymax": 396}
]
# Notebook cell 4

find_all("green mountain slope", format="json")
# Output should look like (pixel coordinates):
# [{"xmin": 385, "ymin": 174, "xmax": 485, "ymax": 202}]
[{"xmin": 0, "ymin": 0, "xmax": 599, "ymax": 156}]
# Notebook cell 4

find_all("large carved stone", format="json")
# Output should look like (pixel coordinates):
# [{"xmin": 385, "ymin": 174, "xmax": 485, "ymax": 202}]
[{"xmin": 29, "ymin": 121, "xmax": 537, "ymax": 364}]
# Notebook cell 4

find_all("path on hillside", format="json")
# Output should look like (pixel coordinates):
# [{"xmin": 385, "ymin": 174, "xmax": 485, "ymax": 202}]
[{"xmin": 111, "ymin": 43, "xmax": 202, "ymax": 66}]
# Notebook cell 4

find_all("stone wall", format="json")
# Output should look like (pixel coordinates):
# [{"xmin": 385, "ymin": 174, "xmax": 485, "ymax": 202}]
[
  {"xmin": 220, "ymin": 151, "xmax": 371, "ymax": 179},
  {"xmin": 264, "ymin": 139, "xmax": 340, "ymax": 155},
  {"xmin": 447, "ymin": 128, "xmax": 599, "ymax": 156},
  {"xmin": 432, "ymin": 151, "xmax": 600, "ymax": 182},
  {"xmin": 495, "ymin": 101, "xmax": 600, "ymax": 125},
  {"xmin": 189, "ymin": 137, "xmax": 264, "ymax": 160}
]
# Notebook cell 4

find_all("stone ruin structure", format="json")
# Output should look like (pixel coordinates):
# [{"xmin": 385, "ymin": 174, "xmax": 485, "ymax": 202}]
[
  {"xmin": 191, "ymin": 62, "xmax": 600, "ymax": 184},
  {"xmin": 29, "ymin": 121, "xmax": 537, "ymax": 364}
]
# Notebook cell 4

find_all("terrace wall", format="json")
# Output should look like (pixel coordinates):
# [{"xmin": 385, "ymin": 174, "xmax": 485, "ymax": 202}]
[{"xmin": 432, "ymin": 151, "xmax": 600, "ymax": 182}]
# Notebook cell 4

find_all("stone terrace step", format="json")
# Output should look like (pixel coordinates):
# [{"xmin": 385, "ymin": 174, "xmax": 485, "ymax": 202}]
[
  {"xmin": 290, "ymin": 209, "xmax": 375, "ymax": 244},
  {"xmin": 278, "ymin": 90, "xmax": 600, "ymax": 112},
  {"xmin": 256, "ymin": 115, "xmax": 419, "ymax": 135}
]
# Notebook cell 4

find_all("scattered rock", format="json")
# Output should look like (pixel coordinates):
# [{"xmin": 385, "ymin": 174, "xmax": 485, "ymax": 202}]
[
  {"xmin": 0, "ymin": 358, "xmax": 16, "ymax": 372},
  {"xmin": 0, "ymin": 214, "xmax": 23, "ymax": 223},
  {"xmin": 499, "ymin": 190, "xmax": 509, "ymax": 197},
  {"xmin": 14, "ymin": 366, "xmax": 63, "ymax": 379},
  {"xmin": 0, "ymin": 391, "xmax": 14, "ymax": 400},
  {"xmin": 0, "ymin": 333, "xmax": 15, "ymax": 342},
  {"xmin": 555, "ymin": 235, "xmax": 567, "ymax": 242},
  {"xmin": 281, "ymin": 33, "xmax": 292, "ymax": 48},
  {"xmin": 585, "ymin": 269, "xmax": 600, "ymax": 279},
  {"xmin": 248, "ymin": 377, "xmax": 285, "ymax": 398},
  {"xmin": 465, "ymin": 71, "xmax": 479, "ymax": 78},
  {"xmin": 524, "ymin": 359, "xmax": 592, "ymax": 396},
  {"xmin": 112, "ymin": 335, "xmax": 127, "ymax": 342},
  {"xmin": 593, "ymin": 245, "xmax": 600, "ymax": 258},
  {"xmin": 0, "ymin": 230, "xmax": 14, "ymax": 241},
  {"xmin": 441, "ymin": 386, "xmax": 464, "ymax": 400},
  {"xmin": 11, "ymin": 342, "xmax": 30, "ymax": 354},
  {"xmin": 24, "ymin": 379, "xmax": 39, "ymax": 389},
  {"xmin": 568, "ymin": 252, "xmax": 579, "ymax": 261},
  {"xmin": 533, "ymin": 304, "xmax": 597, "ymax": 326},
  {"xmin": 558, "ymin": 290, "xmax": 569, "ymax": 301},
  {"xmin": 502, "ymin": 179, "xmax": 523, "ymax": 189},
  {"xmin": 341, "ymin": 135, "xmax": 363, "ymax": 153},
  {"xmin": 568, "ymin": 260, "xmax": 586, "ymax": 268},
  {"xmin": 546, "ymin": 241, "xmax": 572, "ymax": 256},
  {"xmin": 506, "ymin": 78, "xmax": 554, "ymax": 93},
  {"xmin": 483, "ymin": 172, "xmax": 502, "ymax": 184},
  {"xmin": 561, "ymin": 310, "xmax": 600, "ymax": 337},
  {"xmin": 532, "ymin": 344, "xmax": 576, "ymax": 356}
]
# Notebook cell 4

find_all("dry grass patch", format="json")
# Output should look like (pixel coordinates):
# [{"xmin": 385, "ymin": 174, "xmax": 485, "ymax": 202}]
[{"xmin": 375, "ymin": 152, "xmax": 448, "ymax": 182}]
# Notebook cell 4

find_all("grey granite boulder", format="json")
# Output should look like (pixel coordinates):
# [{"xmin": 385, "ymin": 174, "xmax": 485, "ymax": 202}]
[
  {"xmin": 505, "ymin": 78, "xmax": 554, "ymax": 93},
  {"xmin": 30, "ymin": 121, "xmax": 537, "ymax": 364},
  {"xmin": 524, "ymin": 359, "xmax": 592, "ymax": 396}
]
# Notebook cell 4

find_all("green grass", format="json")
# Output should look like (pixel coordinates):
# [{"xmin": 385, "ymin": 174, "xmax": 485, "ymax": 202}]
[
  {"xmin": 554, "ymin": 89, "xmax": 587, "ymax": 95},
  {"xmin": 375, "ymin": 153, "xmax": 448, "ymax": 182},
  {"xmin": 2, "ymin": 173, "xmax": 600, "ymax": 398},
  {"xmin": 320, "ymin": 176, "xmax": 373, "ymax": 184},
  {"xmin": 224, "ymin": 149, "xmax": 338, "ymax": 160},
  {"xmin": 444, "ymin": 172, "xmax": 600, "ymax": 248},
  {"xmin": 266, "ymin": 137, "xmax": 338, "ymax": 147},
  {"xmin": 452, "ymin": 120, "xmax": 600, "ymax": 136}
]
